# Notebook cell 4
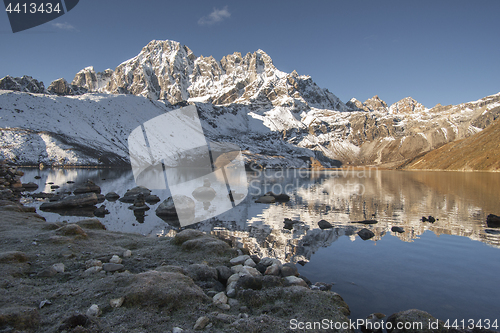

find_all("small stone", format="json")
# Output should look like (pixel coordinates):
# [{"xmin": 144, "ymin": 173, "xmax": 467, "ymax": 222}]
[
  {"xmin": 227, "ymin": 298, "xmax": 239, "ymax": 307},
  {"xmin": 391, "ymin": 226, "xmax": 405, "ymax": 233},
  {"xmin": 172, "ymin": 229, "xmax": 205, "ymax": 245},
  {"xmin": 0, "ymin": 306, "xmax": 40, "ymax": 330},
  {"xmin": 109, "ymin": 255, "xmax": 122, "ymax": 264},
  {"xmin": 57, "ymin": 224, "xmax": 87, "ymax": 238},
  {"xmin": 123, "ymin": 250, "xmax": 132, "ymax": 258},
  {"xmin": 487, "ymin": 214, "xmax": 500, "ymax": 227},
  {"xmin": 229, "ymin": 255, "xmax": 250, "ymax": 266},
  {"xmin": 231, "ymin": 264, "xmax": 245, "ymax": 274},
  {"xmin": 59, "ymin": 314, "xmax": 89, "ymax": 331},
  {"xmin": 52, "ymin": 263, "xmax": 65, "ymax": 273},
  {"xmin": 216, "ymin": 265, "xmax": 232, "ymax": 284},
  {"xmin": 226, "ymin": 281, "xmax": 237, "ymax": 298},
  {"xmin": 213, "ymin": 291, "xmax": 228, "ymax": 305},
  {"xmin": 227, "ymin": 274, "xmax": 240, "ymax": 285},
  {"xmin": 186, "ymin": 264, "xmax": 218, "ymax": 281},
  {"xmin": 236, "ymin": 274, "xmax": 263, "ymax": 290},
  {"xmin": 104, "ymin": 192, "xmax": 120, "ymax": 201},
  {"xmin": 217, "ymin": 303, "xmax": 230, "ymax": 310},
  {"xmin": 255, "ymin": 262, "xmax": 267, "ymax": 274},
  {"xmin": 255, "ymin": 196, "xmax": 275, "ymax": 203},
  {"xmin": 357, "ymin": 228, "xmax": 375, "ymax": 240},
  {"xmin": 313, "ymin": 282, "xmax": 332, "ymax": 291},
  {"xmin": 193, "ymin": 316, "xmax": 209, "ymax": 330},
  {"xmin": 85, "ymin": 259, "xmax": 102, "ymax": 269},
  {"xmin": 250, "ymin": 255, "xmax": 260, "ymax": 264},
  {"xmin": 109, "ymin": 297, "xmax": 125, "ymax": 308},
  {"xmin": 241, "ymin": 266, "xmax": 262, "ymax": 277},
  {"xmin": 38, "ymin": 267, "xmax": 58, "ymax": 277},
  {"xmin": 298, "ymin": 274, "xmax": 312, "ymax": 286},
  {"xmin": 86, "ymin": 304, "xmax": 101, "ymax": 317},
  {"xmin": 83, "ymin": 266, "xmax": 102, "ymax": 275},
  {"xmin": 244, "ymin": 258, "xmax": 256, "ymax": 267},
  {"xmin": 239, "ymin": 306, "xmax": 250, "ymax": 313},
  {"xmin": 283, "ymin": 276, "xmax": 308, "ymax": 288},
  {"xmin": 145, "ymin": 194, "xmax": 161, "ymax": 204},
  {"xmin": 93, "ymin": 204, "xmax": 110, "ymax": 217},
  {"xmin": 0, "ymin": 251, "xmax": 28, "ymax": 263},
  {"xmin": 172, "ymin": 328, "xmax": 184, "ymax": 333},
  {"xmin": 281, "ymin": 263, "xmax": 298, "ymax": 277},
  {"xmin": 318, "ymin": 219, "xmax": 333, "ymax": 229},
  {"xmin": 262, "ymin": 275, "xmax": 283, "ymax": 288},
  {"xmin": 264, "ymin": 264, "xmax": 280, "ymax": 276},
  {"xmin": 22, "ymin": 182, "xmax": 39, "ymax": 190},
  {"xmin": 39, "ymin": 300, "xmax": 52, "ymax": 309},
  {"xmin": 103, "ymin": 263, "xmax": 124, "ymax": 272}
]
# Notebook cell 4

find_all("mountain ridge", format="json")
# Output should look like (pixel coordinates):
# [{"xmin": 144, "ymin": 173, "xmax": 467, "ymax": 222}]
[{"xmin": 1, "ymin": 39, "xmax": 499, "ymax": 169}]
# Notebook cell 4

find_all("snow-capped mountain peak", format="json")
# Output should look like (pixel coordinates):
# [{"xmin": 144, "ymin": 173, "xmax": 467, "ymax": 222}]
[
  {"xmin": 389, "ymin": 96, "xmax": 427, "ymax": 114},
  {"xmin": 69, "ymin": 39, "xmax": 348, "ymax": 111}
]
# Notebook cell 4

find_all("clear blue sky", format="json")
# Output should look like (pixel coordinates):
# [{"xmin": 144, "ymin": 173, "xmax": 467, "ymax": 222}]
[{"xmin": 1, "ymin": 0, "xmax": 499, "ymax": 108}]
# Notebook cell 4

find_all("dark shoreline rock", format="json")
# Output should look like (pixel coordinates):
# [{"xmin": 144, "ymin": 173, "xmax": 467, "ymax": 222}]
[
  {"xmin": 73, "ymin": 180, "xmax": 101, "ymax": 195},
  {"xmin": 119, "ymin": 186, "xmax": 151, "ymax": 203},
  {"xmin": 391, "ymin": 226, "xmax": 405, "ymax": 233},
  {"xmin": 318, "ymin": 219, "xmax": 333, "ymax": 229},
  {"xmin": 40, "ymin": 192, "xmax": 98, "ymax": 210},
  {"xmin": 351, "ymin": 219, "xmax": 378, "ymax": 224},
  {"xmin": 357, "ymin": 228, "xmax": 375, "ymax": 240},
  {"xmin": 486, "ymin": 214, "xmax": 500, "ymax": 227}
]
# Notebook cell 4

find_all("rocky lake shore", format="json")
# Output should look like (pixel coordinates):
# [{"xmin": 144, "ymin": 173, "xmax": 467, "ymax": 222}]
[{"xmin": 1, "ymin": 161, "xmax": 498, "ymax": 333}]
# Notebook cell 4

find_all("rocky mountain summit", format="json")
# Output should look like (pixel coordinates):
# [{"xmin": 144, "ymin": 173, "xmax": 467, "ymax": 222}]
[
  {"xmin": 0, "ymin": 75, "xmax": 45, "ymax": 94},
  {"xmin": 1, "ymin": 39, "xmax": 499, "ymax": 169},
  {"xmin": 69, "ymin": 40, "xmax": 348, "ymax": 112}
]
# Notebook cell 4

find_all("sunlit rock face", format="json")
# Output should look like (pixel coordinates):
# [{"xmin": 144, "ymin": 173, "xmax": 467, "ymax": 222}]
[{"xmin": 71, "ymin": 40, "xmax": 348, "ymax": 110}]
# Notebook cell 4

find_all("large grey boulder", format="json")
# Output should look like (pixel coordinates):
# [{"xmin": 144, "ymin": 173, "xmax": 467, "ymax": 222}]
[
  {"xmin": 119, "ymin": 186, "xmax": 151, "ymax": 203},
  {"xmin": 0, "ymin": 75, "xmax": 45, "ymax": 93},
  {"xmin": 386, "ymin": 309, "xmax": 446, "ymax": 333},
  {"xmin": 122, "ymin": 271, "xmax": 209, "ymax": 309},
  {"xmin": 40, "ymin": 193, "xmax": 98, "ymax": 210}
]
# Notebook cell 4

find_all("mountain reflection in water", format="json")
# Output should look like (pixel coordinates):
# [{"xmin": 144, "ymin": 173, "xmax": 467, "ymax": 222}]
[
  {"xmin": 20, "ymin": 168, "xmax": 500, "ymax": 261},
  {"xmin": 19, "ymin": 167, "xmax": 500, "ymax": 323}
]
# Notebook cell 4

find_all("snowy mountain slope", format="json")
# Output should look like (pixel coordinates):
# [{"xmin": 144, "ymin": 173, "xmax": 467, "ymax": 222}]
[
  {"xmin": 1, "ymin": 88, "xmax": 498, "ymax": 168},
  {"xmin": 403, "ymin": 115, "xmax": 500, "ymax": 171},
  {"xmin": 0, "ymin": 91, "xmax": 172, "ymax": 165},
  {"xmin": 0, "ymin": 90, "xmax": 328, "ymax": 168}
]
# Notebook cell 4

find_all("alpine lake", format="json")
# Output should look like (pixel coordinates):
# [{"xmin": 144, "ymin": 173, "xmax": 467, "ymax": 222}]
[{"xmin": 19, "ymin": 167, "xmax": 500, "ymax": 328}]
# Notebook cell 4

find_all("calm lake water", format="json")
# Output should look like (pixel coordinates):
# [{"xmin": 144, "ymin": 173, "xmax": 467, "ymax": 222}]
[{"xmin": 19, "ymin": 167, "xmax": 500, "ymax": 326}]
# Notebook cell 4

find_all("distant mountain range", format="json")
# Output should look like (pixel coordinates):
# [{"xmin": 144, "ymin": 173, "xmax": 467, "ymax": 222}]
[{"xmin": 1, "ymin": 40, "xmax": 499, "ymax": 170}]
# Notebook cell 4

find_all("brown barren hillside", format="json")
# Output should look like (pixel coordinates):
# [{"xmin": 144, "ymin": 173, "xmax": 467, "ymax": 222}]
[{"xmin": 404, "ymin": 118, "xmax": 500, "ymax": 171}]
